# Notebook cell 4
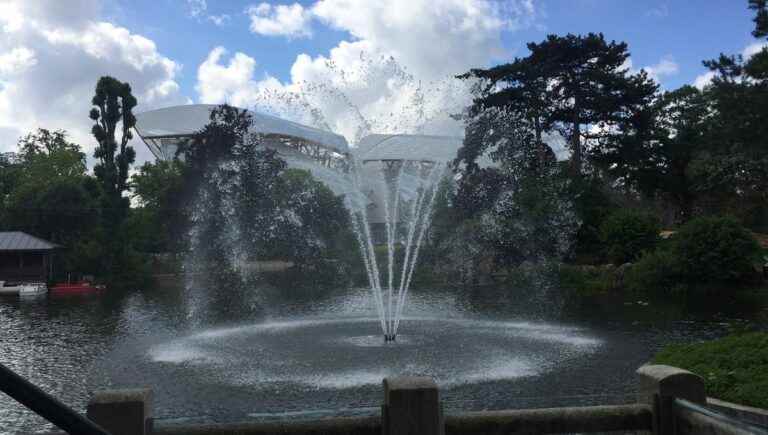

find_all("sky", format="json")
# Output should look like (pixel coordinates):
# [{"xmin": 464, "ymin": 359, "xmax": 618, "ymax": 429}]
[{"xmin": 0, "ymin": 0, "xmax": 763, "ymax": 165}]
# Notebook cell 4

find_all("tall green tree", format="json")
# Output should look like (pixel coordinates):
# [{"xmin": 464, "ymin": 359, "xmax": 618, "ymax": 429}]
[
  {"xmin": 460, "ymin": 33, "xmax": 657, "ymax": 177},
  {"xmin": 531, "ymin": 33, "xmax": 657, "ymax": 175},
  {"xmin": 595, "ymin": 86, "xmax": 710, "ymax": 223},
  {"xmin": 688, "ymin": 5, "xmax": 768, "ymax": 227},
  {"xmin": 89, "ymin": 76, "xmax": 137, "ymax": 228},
  {"xmin": 459, "ymin": 55, "xmax": 554, "ymax": 169}
]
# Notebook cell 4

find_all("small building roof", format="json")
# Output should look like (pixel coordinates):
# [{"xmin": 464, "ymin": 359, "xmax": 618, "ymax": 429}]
[
  {"xmin": 0, "ymin": 232, "xmax": 59, "ymax": 251},
  {"xmin": 135, "ymin": 104, "xmax": 349, "ymax": 154},
  {"xmin": 354, "ymin": 134, "xmax": 464, "ymax": 163}
]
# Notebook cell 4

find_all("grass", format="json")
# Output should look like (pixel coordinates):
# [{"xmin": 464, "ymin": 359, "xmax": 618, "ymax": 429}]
[{"xmin": 653, "ymin": 332, "xmax": 768, "ymax": 409}]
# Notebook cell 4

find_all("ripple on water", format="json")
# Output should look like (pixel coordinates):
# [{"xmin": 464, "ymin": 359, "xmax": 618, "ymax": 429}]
[{"xmin": 148, "ymin": 316, "xmax": 602, "ymax": 390}]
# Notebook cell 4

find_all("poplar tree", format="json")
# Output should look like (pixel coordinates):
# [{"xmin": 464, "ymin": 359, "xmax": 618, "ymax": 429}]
[{"xmin": 89, "ymin": 76, "xmax": 137, "ymax": 228}]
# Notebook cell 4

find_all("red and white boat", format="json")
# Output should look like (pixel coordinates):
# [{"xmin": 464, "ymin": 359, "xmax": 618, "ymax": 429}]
[{"xmin": 50, "ymin": 281, "xmax": 105, "ymax": 295}]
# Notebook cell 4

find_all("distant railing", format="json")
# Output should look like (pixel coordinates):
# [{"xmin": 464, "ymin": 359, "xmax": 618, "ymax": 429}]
[{"xmin": 3, "ymin": 363, "xmax": 768, "ymax": 434}]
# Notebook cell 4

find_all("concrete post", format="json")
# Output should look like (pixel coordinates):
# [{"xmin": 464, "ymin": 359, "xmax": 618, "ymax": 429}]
[
  {"xmin": 87, "ymin": 388, "xmax": 153, "ymax": 435},
  {"xmin": 637, "ymin": 364, "xmax": 706, "ymax": 435},
  {"xmin": 382, "ymin": 377, "xmax": 443, "ymax": 435}
]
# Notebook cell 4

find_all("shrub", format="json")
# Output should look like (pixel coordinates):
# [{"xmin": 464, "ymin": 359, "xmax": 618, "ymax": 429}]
[
  {"xmin": 559, "ymin": 265, "xmax": 615, "ymax": 296},
  {"xmin": 653, "ymin": 332, "xmax": 768, "ymax": 408},
  {"xmin": 624, "ymin": 248, "xmax": 681, "ymax": 295},
  {"xmin": 599, "ymin": 209, "xmax": 661, "ymax": 264},
  {"xmin": 673, "ymin": 216, "xmax": 761, "ymax": 284}
]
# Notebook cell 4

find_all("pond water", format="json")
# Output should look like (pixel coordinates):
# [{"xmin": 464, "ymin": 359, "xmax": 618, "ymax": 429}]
[{"xmin": 0, "ymin": 281, "xmax": 735, "ymax": 432}]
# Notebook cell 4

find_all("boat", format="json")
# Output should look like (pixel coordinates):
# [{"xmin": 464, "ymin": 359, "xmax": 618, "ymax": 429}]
[
  {"xmin": 50, "ymin": 281, "xmax": 105, "ymax": 295},
  {"xmin": 0, "ymin": 281, "xmax": 48, "ymax": 297}
]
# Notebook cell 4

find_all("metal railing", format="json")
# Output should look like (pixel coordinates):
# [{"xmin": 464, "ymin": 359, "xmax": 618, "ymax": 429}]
[
  {"xmin": 0, "ymin": 362, "xmax": 110, "ymax": 435},
  {"xmin": 674, "ymin": 398, "xmax": 768, "ymax": 435}
]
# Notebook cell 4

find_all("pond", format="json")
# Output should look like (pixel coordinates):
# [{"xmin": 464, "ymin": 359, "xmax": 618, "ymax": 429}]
[{"xmin": 0, "ymin": 281, "xmax": 734, "ymax": 432}]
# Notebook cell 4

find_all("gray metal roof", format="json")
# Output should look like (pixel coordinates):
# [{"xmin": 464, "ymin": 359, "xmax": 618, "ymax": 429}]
[
  {"xmin": 0, "ymin": 232, "xmax": 59, "ymax": 251},
  {"xmin": 354, "ymin": 134, "xmax": 464, "ymax": 163},
  {"xmin": 135, "ymin": 104, "xmax": 349, "ymax": 154}
]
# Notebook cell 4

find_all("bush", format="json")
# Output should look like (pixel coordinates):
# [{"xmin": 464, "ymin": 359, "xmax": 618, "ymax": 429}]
[
  {"xmin": 624, "ymin": 248, "xmax": 682, "ymax": 295},
  {"xmin": 673, "ymin": 216, "xmax": 761, "ymax": 283},
  {"xmin": 559, "ymin": 265, "xmax": 615, "ymax": 296},
  {"xmin": 599, "ymin": 209, "xmax": 660, "ymax": 264},
  {"xmin": 653, "ymin": 332, "xmax": 768, "ymax": 408}
]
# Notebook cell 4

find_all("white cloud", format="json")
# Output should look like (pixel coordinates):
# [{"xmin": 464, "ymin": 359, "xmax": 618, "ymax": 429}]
[
  {"xmin": 622, "ymin": 55, "xmax": 679, "ymax": 86},
  {"xmin": 742, "ymin": 41, "xmax": 768, "ymax": 59},
  {"xmin": 309, "ymin": 0, "xmax": 534, "ymax": 78},
  {"xmin": 693, "ymin": 41, "xmax": 768, "ymax": 89},
  {"xmin": 645, "ymin": 4, "xmax": 669, "ymax": 18},
  {"xmin": 247, "ymin": 3, "xmax": 313, "ymax": 38},
  {"xmin": 0, "ymin": 47, "xmax": 37, "ymax": 75},
  {"xmin": 693, "ymin": 71, "xmax": 716, "ymax": 90},
  {"xmin": 186, "ymin": 0, "xmax": 230, "ymax": 26},
  {"xmin": 642, "ymin": 55, "xmax": 679, "ymax": 83},
  {"xmin": 196, "ymin": 46, "xmax": 282, "ymax": 107},
  {"xmin": 196, "ymin": 0, "xmax": 536, "ymax": 145},
  {"xmin": 0, "ymin": 0, "xmax": 187, "ymax": 165}
]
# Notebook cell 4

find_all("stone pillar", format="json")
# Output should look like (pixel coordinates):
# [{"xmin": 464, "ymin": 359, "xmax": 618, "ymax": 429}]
[
  {"xmin": 637, "ymin": 364, "xmax": 706, "ymax": 435},
  {"xmin": 382, "ymin": 377, "xmax": 443, "ymax": 435},
  {"xmin": 87, "ymin": 388, "xmax": 153, "ymax": 435}
]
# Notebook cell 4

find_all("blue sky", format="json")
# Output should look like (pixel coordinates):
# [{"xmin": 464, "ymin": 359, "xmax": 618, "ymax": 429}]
[
  {"xmin": 101, "ymin": 0, "xmax": 759, "ymax": 95},
  {"xmin": 0, "ymin": 1, "xmax": 763, "ymax": 162}
]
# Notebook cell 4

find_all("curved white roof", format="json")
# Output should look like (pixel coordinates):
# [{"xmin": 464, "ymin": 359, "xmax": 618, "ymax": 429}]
[
  {"xmin": 135, "ymin": 104, "xmax": 349, "ymax": 154},
  {"xmin": 353, "ymin": 134, "xmax": 463, "ymax": 163}
]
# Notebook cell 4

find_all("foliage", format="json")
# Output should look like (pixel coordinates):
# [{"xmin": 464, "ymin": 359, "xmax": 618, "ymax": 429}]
[
  {"xmin": 461, "ymin": 33, "xmax": 657, "ymax": 176},
  {"xmin": 558, "ymin": 264, "xmax": 616, "ymax": 297},
  {"xmin": 623, "ymin": 216, "xmax": 761, "ymax": 296},
  {"xmin": 130, "ymin": 159, "xmax": 187, "ymax": 252},
  {"xmin": 595, "ymin": 86, "xmax": 709, "ymax": 223},
  {"xmin": 568, "ymin": 174, "xmax": 618, "ymax": 264},
  {"xmin": 17, "ymin": 129, "xmax": 87, "ymax": 180},
  {"xmin": 181, "ymin": 105, "xmax": 357, "ymax": 275},
  {"xmin": 0, "ymin": 129, "xmax": 110, "ymax": 279},
  {"xmin": 89, "ymin": 76, "xmax": 138, "ymax": 276},
  {"xmin": 480, "ymin": 168, "xmax": 579, "ymax": 266},
  {"xmin": 271, "ymin": 168, "xmax": 353, "ymax": 267},
  {"xmin": 599, "ymin": 209, "xmax": 660, "ymax": 264},
  {"xmin": 654, "ymin": 332, "xmax": 768, "ymax": 408},
  {"xmin": 623, "ymin": 248, "xmax": 682, "ymax": 295},
  {"xmin": 673, "ymin": 216, "xmax": 761, "ymax": 284},
  {"xmin": 89, "ymin": 76, "xmax": 137, "ymax": 212}
]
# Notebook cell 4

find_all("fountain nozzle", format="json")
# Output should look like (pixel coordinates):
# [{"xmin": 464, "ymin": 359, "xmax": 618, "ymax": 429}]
[{"xmin": 384, "ymin": 334, "xmax": 396, "ymax": 343}]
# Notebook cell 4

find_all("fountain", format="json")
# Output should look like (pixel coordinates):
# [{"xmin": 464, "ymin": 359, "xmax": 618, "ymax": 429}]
[{"xmin": 346, "ymin": 158, "xmax": 447, "ymax": 342}]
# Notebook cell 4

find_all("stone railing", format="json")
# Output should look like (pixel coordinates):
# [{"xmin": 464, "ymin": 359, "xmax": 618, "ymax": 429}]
[{"xmin": 38, "ymin": 365, "xmax": 768, "ymax": 434}]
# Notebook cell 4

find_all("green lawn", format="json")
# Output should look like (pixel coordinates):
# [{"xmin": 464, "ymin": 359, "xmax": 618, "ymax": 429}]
[{"xmin": 653, "ymin": 332, "xmax": 768, "ymax": 409}]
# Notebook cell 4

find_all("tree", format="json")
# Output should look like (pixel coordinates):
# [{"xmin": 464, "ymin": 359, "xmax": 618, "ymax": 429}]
[
  {"xmin": 750, "ymin": 0, "xmax": 768, "ymax": 38},
  {"xmin": 16, "ymin": 129, "xmax": 87, "ymax": 181},
  {"xmin": 460, "ymin": 33, "xmax": 657, "ymax": 177},
  {"xmin": 459, "ymin": 55, "xmax": 554, "ymax": 169},
  {"xmin": 130, "ymin": 160, "xmax": 187, "ymax": 252},
  {"xmin": 0, "ymin": 152, "xmax": 20, "ymax": 226},
  {"xmin": 691, "ymin": 19, "xmax": 768, "ymax": 226},
  {"xmin": 529, "ymin": 33, "xmax": 657, "ymax": 175},
  {"xmin": 2, "ymin": 130, "xmax": 103, "ymax": 277},
  {"xmin": 89, "ymin": 76, "xmax": 137, "ymax": 228},
  {"xmin": 595, "ymin": 86, "xmax": 710, "ymax": 222},
  {"xmin": 271, "ymin": 168, "xmax": 352, "ymax": 267}
]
